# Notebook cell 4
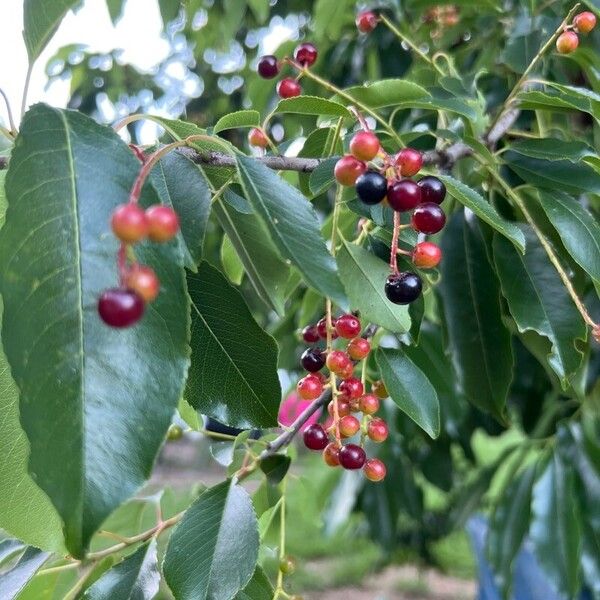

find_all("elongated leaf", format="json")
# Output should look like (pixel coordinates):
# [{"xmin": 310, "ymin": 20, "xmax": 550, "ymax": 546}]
[
  {"xmin": 0, "ymin": 547, "xmax": 49, "ymax": 600},
  {"xmin": 221, "ymin": 234, "xmax": 244, "ymax": 285},
  {"xmin": 375, "ymin": 348, "xmax": 440, "ymax": 438},
  {"xmin": 508, "ymin": 138, "xmax": 597, "ymax": 163},
  {"xmin": 83, "ymin": 540, "xmax": 159, "ymax": 600},
  {"xmin": 186, "ymin": 262, "xmax": 281, "ymax": 428},
  {"xmin": 151, "ymin": 150, "xmax": 212, "ymax": 267},
  {"xmin": 487, "ymin": 465, "xmax": 536, "ymax": 597},
  {"xmin": 23, "ymin": 0, "xmax": 78, "ymax": 62},
  {"xmin": 313, "ymin": 0, "xmax": 354, "ymax": 39},
  {"xmin": 517, "ymin": 89, "xmax": 599, "ymax": 119},
  {"xmin": 234, "ymin": 567, "xmax": 273, "ymax": 600},
  {"xmin": 493, "ymin": 228, "xmax": 586, "ymax": 384},
  {"xmin": 530, "ymin": 453, "xmax": 582, "ymax": 597},
  {"xmin": 274, "ymin": 96, "xmax": 350, "ymax": 118},
  {"xmin": 236, "ymin": 154, "xmax": 346, "ymax": 306},
  {"xmin": 214, "ymin": 111, "xmax": 261, "ymax": 134},
  {"xmin": 337, "ymin": 239, "xmax": 410, "ymax": 333},
  {"xmin": 439, "ymin": 212, "xmax": 512, "ymax": 423},
  {"xmin": 538, "ymin": 190, "xmax": 600, "ymax": 285},
  {"xmin": 164, "ymin": 481, "xmax": 259, "ymax": 600},
  {"xmin": 0, "ymin": 104, "xmax": 190, "ymax": 557},
  {"xmin": 214, "ymin": 199, "xmax": 289, "ymax": 316},
  {"xmin": 309, "ymin": 157, "xmax": 338, "ymax": 196},
  {"xmin": 332, "ymin": 79, "xmax": 428, "ymax": 108},
  {"xmin": 438, "ymin": 175, "xmax": 525, "ymax": 252}
]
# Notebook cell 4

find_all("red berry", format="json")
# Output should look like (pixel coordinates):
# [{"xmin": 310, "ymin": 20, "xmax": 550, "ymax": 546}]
[
  {"xmin": 339, "ymin": 444, "xmax": 366, "ymax": 469},
  {"xmin": 248, "ymin": 128, "xmax": 269, "ymax": 148},
  {"xmin": 371, "ymin": 381, "xmax": 388, "ymax": 399},
  {"xmin": 302, "ymin": 324, "xmax": 320, "ymax": 343},
  {"xmin": 395, "ymin": 148, "xmax": 423, "ymax": 177},
  {"xmin": 412, "ymin": 241, "xmax": 442, "ymax": 269},
  {"xmin": 411, "ymin": 202, "xmax": 446, "ymax": 234},
  {"xmin": 301, "ymin": 348, "xmax": 326, "ymax": 372},
  {"xmin": 364, "ymin": 458, "xmax": 386, "ymax": 482},
  {"xmin": 297, "ymin": 374, "xmax": 323, "ymax": 400},
  {"xmin": 574, "ymin": 12, "xmax": 596, "ymax": 34},
  {"xmin": 98, "ymin": 288, "xmax": 145, "ymax": 328},
  {"xmin": 335, "ymin": 313, "xmax": 362, "ymax": 339},
  {"xmin": 317, "ymin": 317, "xmax": 338, "ymax": 340},
  {"xmin": 338, "ymin": 362, "xmax": 355, "ymax": 379},
  {"xmin": 356, "ymin": 11, "xmax": 378, "ymax": 33},
  {"xmin": 347, "ymin": 337, "xmax": 370, "ymax": 360},
  {"xmin": 339, "ymin": 415, "xmax": 361, "ymax": 438},
  {"xmin": 303, "ymin": 424, "xmax": 329, "ymax": 450},
  {"xmin": 277, "ymin": 78, "xmax": 301, "ymax": 98},
  {"xmin": 111, "ymin": 203, "xmax": 148, "ymax": 243},
  {"xmin": 257, "ymin": 55, "xmax": 279, "ymax": 78},
  {"xmin": 323, "ymin": 442, "xmax": 341, "ymax": 466},
  {"xmin": 556, "ymin": 31, "xmax": 579, "ymax": 54},
  {"xmin": 145, "ymin": 205, "xmax": 180, "ymax": 242},
  {"xmin": 385, "ymin": 271, "xmax": 423, "ymax": 305},
  {"xmin": 417, "ymin": 175, "xmax": 446, "ymax": 204},
  {"xmin": 349, "ymin": 131, "xmax": 380, "ymax": 161},
  {"xmin": 125, "ymin": 265, "xmax": 160, "ymax": 302},
  {"xmin": 328, "ymin": 398, "xmax": 352, "ymax": 417},
  {"xmin": 334, "ymin": 155, "xmax": 367, "ymax": 186},
  {"xmin": 326, "ymin": 350, "xmax": 351, "ymax": 375},
  {"xmin": 339, "ymin": 377, "xmax": 364, "ymax": 401},
  {"xmin": 294, "ymin": 42, "xmax": 318, "ymax": 67},
  {"xmin": 359, "ymin": 394, "xmax": 379, "ymax": 415},
  {"xmin": 387, "ymin": 179, "xmax": 421, "ymax": 212},
  {"xmin": 367, "ymin": 417, "xmax": 389, "ymax": 442}
]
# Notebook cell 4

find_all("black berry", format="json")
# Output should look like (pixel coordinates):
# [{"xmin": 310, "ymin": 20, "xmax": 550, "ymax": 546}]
[
  {"xmin": 301, "ymin": 348, "xmax": 326, "ymax": 372},
  {"xmin": 339, "ymin": 444, "xmax": 366, "ymax": 469},
  {"xmin": 257, "ymin": 55, "xmax": 279, "ymax": 78},
  {"xmin": 384, "ymin": 272, "xmax": 422, "ymax": 305},
  {"xmin": 356, "ymin": 171, "xmax": 387, "ymax": 205},
  {"xmin": 417, "ymin": 176, "xmax": 446, "ymax": 204}
]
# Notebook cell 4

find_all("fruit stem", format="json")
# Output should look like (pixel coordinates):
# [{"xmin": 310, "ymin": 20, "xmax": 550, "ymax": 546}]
[
  {"xmin": 274, "ymin": 478, "xmax": 288, "ymax": 597},
  {"xmin": 349, "ymin": 106, "xmax": 371, "ymax": 132},
  {"xmin": 20, "ymin": 63, "xmax": 33, "ymax": 119},
  {"xmin": 0, "ymin": 87, "xmax": 17, "ymax": 136},
  {"xmin": 487, "ymin": 2, "xmax": 581, "ymax": 136},
  {"xmin": 117, "ymin": 244, "xmax": 128, "ymax": 285},
  {"xmin": 390, "ymin": 211, "xmax": 401, "ymax": 273}
]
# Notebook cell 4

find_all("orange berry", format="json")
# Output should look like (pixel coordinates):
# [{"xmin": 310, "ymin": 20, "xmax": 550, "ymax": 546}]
[
  {"xmin": 125, "ymin": 265, "xmax": 160, "ymax": 302},
  {"xmin": 556, "ymin": 31, "xmax": 579, "ymax": 54},
  {"xmin": 111, "ymin": 203, "xmax": 148, "ymax": 243},
  {"xmin": 574, "ymin": 11, "xmax": 596, "ymax": 34},
  {"xmin": 145, "ymin": 205, "xmax": 180, "ymax": 242},
  {"xmin": 364, "ymin": 458, "xmax": 386, "ymax": 482}
]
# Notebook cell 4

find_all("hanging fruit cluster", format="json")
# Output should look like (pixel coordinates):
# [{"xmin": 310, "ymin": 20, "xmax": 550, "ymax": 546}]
[
  {"xmin": 556, "ymin": 11, "xmax": 596, "ymax": 53},
  {"xmin": 298, "ymin": 313, "xmax": 388, "ymax": 482}
]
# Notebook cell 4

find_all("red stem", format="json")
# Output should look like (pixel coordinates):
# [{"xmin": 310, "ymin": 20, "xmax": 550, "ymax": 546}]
[
  {"xmin": 390, "ymin": 211, "xmax": 400, "ymax": 273},
  {"xmin": 117, "ymin": 244, "xmax": 128, "ymax": 285}
]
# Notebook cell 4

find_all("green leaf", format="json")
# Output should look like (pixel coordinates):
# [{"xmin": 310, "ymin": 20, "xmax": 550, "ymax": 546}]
[
  {"xmin": 236, "ymin": 154, "xmax": 346, "ymax": 306},
  {"xmin": 164, "ymin": 481, "xmax": 259, "ymax": 600},
  {"xmin": 260, "ymin": 455, "xmax": 291, "ymax": 485},
  {"xmin": 313, "ymin": 0, "xmax": 354, "ymax": 39},
  {"xmin": 530, "ymin": 453, "xmax": 582, "ymax": 597},
  {"xmin": 158, "ymin": 0, "xmax": 180, "ymax": 26},
  {"xmin": 309, "ymin": 157, "xmax": 338, "ymax": 196},
  {"xmin": 0, "ymin": 540, "xmax": 25, "ymax": 566},
  {"xmin": 221, "ymin": 234, "xmax": 244, "ymax": 285},
  {"xmin": 337, "ymin": 239, "xmax": 411, "ymax": 333},
  {"xmin": 213, "ymin": 198, "xmax": 289, "ymax": 316},
  {"xmin": 274, "ymin": 96, "xmax": 351, "ymax": 118},
  {"xmin": 234, "ymin": 566, "xmax": 273, "ymax": 600},
  {"xmin": 0, "ymin": 547, "xmax": 49, "ymax": 600},
  {"xmin": 508, "ymin": 138, "xmax": 597, "ymax": 163},
  {"xmin": 438, "ymin": 175, "xmax": 526, "ymax": 252},
  {"xmin": 214, "ymin": 111, "xmax": 261, "ymax": 134},
  {"xmin": 517, "ymin": 89, "xmax": 599, "ymax": 119},
  {"xmin": 375, "ymin": 348, "xmax": 440, "ymax": 438},
  {"xmin": 486, "ymin": 465, "xmax": 536, "ymax": 597},
  {"xmin": 106, "ymin": 0, "xmax": 126, "ymax": 24},
  {"xmin": 493, "ymin": 228, "xmax": 586, "ymax": 384},
  {"xmin": 537, "ymin": 190, "xmax": 600, "ymax": 285},
  {"xmin": 439, "ymin": 212, "xmax": 512, "ymax": 423},
  {"xmin": 332, "ymin": 79, "xmax": 429, "ymax": 109},
  {"xmin": 151, "ymin": 150, "xmax": 212, "ymax": 268},
  {"xmin": 23, "ymin": 0, "xmax": 78, "ymax": 63},
  {"xmin": 186, "ymin": 262, "xmax": 281, "ymax": 428},
  {"xmin": 0, "ymin": 104, "xmax": 190, "ymax": 557},
  {"xmin": 83, "ymin": 540, "xmax": 159, "ymax": 600}
]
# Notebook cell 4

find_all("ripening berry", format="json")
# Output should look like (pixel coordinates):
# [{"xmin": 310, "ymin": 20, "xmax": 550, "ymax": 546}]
[
  {"xmin": 145, "ymin": 205, "xmax": 180, "ymax": 242},
  {"xmin": 335, "ymin": 313, "xmax": 362, "ymax": 338},
  {"xmin": 359, "ymin": 393, "xmax": 379, "ymax": 415},
  {"xmin": 356, "ymin": 11, "xmax": 378, "ymax": 33},
  {"xmin": 257, "ymin": 55, "xmax": 279, "ymax": 78},
  {"xmin": 364, "ymin": 458, "xmax": 386, "ymax": 482},
  {"xmin": 339, "ymin": 444, "xmax": 367, "ymax": 469},
  {"xmin": 387, "ymin": 179, "xmax": 421, "ymax": 212},
  {"xmin": 297, "ymin": 374, "xmax": 323, "ymax": 400},
  {"xmin": 339, "ymin": 377, "xmax": 364, "ymax": 401},
  {"xmin": 367, "ymin": 417, "xmax": 389, "ymax": 442},
  {"xmin": 303, "ymin": 423, "xmax": 329, "ymax": 450},
  {"xmin": 326, "ymin": 350, "xmax": 352, "ymax": 374},
  {"xmin": 338, "ymin": 362, "xmax": 355, "ymax": 379},
  {"xmin": 574, "ymin": 12, "xmax": 596, "ymax": 34},
  {"xmin": 371, "ymin": 380, "xmax": 388, "ymax": 399},
  {"xmin": 385, "ymin": 271, "xmax": 423, "ymax": 305},
  {"xmin": 349, "ymin": 131, "xmax": 380, "ymax": 161},
  {"xmin": 334, "ymin": 155, "xmax": 367, "ymax": 186},
  {"xmin": 294, "ymin": 42, "xmax": 318, "ymax": 67},
  {"xmin": 248, "ymin": 128, "xmax": 269, "ymax": 148},
  {"xmin": 411, "ymin": 202, "xmax": 446, "ymax": 234},
  {"xmin": 302, "ymin": 324, "xmax": 320, "ymax": 343},
  {"xmin": 556, "ymin": 31, "xmax": 579, "ymax": 54},
  {"xmin": 412, "ymin": 241, "xmax": 442, "ymax": 269},
  {"xmin": 125, "ymin": 265, "xmax": 160, "ymax": 302},
  {"xmin": 395, "ymin": 148, "xmax": 423, "ymax": 177},
  {"xmin": 323, "ymin": 442, "xmax": 341, "ymax": 466},
  {"xmin": 339, "ymin": 414, "xmax": 361, "ymax": 438},
  {"xmin": 328, "ymin": 398, "xmax": 352, "ymax": 417},
  {"xmin": 111, "ymin": 203, "xmax": 148, "ymax": 243},
  {"xmin": 317, "ymin": 316, "xmax": 338, "ymax": 340},
  {"xmin": 277, "ymin": 78, "xmax": 302, "ymax": 98},
  {"xmin": 347, "ymin": 337, "xmax": 370, "ymax": 360},
  {"xmin": 98, "ymin": 288, "xmax": 145, "ymax": 328}
]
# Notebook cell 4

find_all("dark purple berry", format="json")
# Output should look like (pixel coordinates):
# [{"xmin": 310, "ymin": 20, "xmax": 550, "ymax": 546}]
[
  {"xmin": 387, "ymin": 179, "xmax": 421, "ymax": 212},
  {"xmin": 356, "ymin": 171, "xmax": 387, "ymax": 205},
  {"xmin": 412, "ymin": 202, "xmax": 446, "ymax": 234},
  {"xmin": 417, "ymin": 176, "xmax": 446, "ymax": 204},
  {"xmin": 301, "ymin": 348, "xmax": 326, "ymax": 372},
  {"xmin": 384, "ymin": 272, "xmax": 422, "ymax": 305},
  {"xmin": 302, "ymin": 325, "xmax": 320, "ymax": 343},
  {"xmin": 303, "ymin": 424, "xmax": 329, "ymax": 450},
  {"xmin": 339, "ymin": 444, "xmax": 367, "ymax": 469},
  {"xmin": 294, "ymin": 42, "xmax": 318, "ymax": 67},
  {"xmin": 257, "ymin": 55, "xmax": 279, "ymax": 79},
  {"xmin": 98, "ymin": 288, "xmax": 145, "ymax": 328}
]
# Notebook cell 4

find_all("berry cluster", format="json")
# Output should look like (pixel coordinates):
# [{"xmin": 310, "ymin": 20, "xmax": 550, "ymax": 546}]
[
  {"xmin": 98, "ymin": 201, "xmax": 180, "ymax": 328},
  {"xmin": 335, "ymin": 129, "xmax": 445, "ymax": 306},
  {"xmin": 298, "ymin": 314, "xmax": 388, "ymax": 482},
  {"xmin": 257, "ymin": 42, "xmax": 318, "ymax": 99},
  {"xmin": 556, "ymin": 11, "xmax": 596, "ymax": 54}
]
